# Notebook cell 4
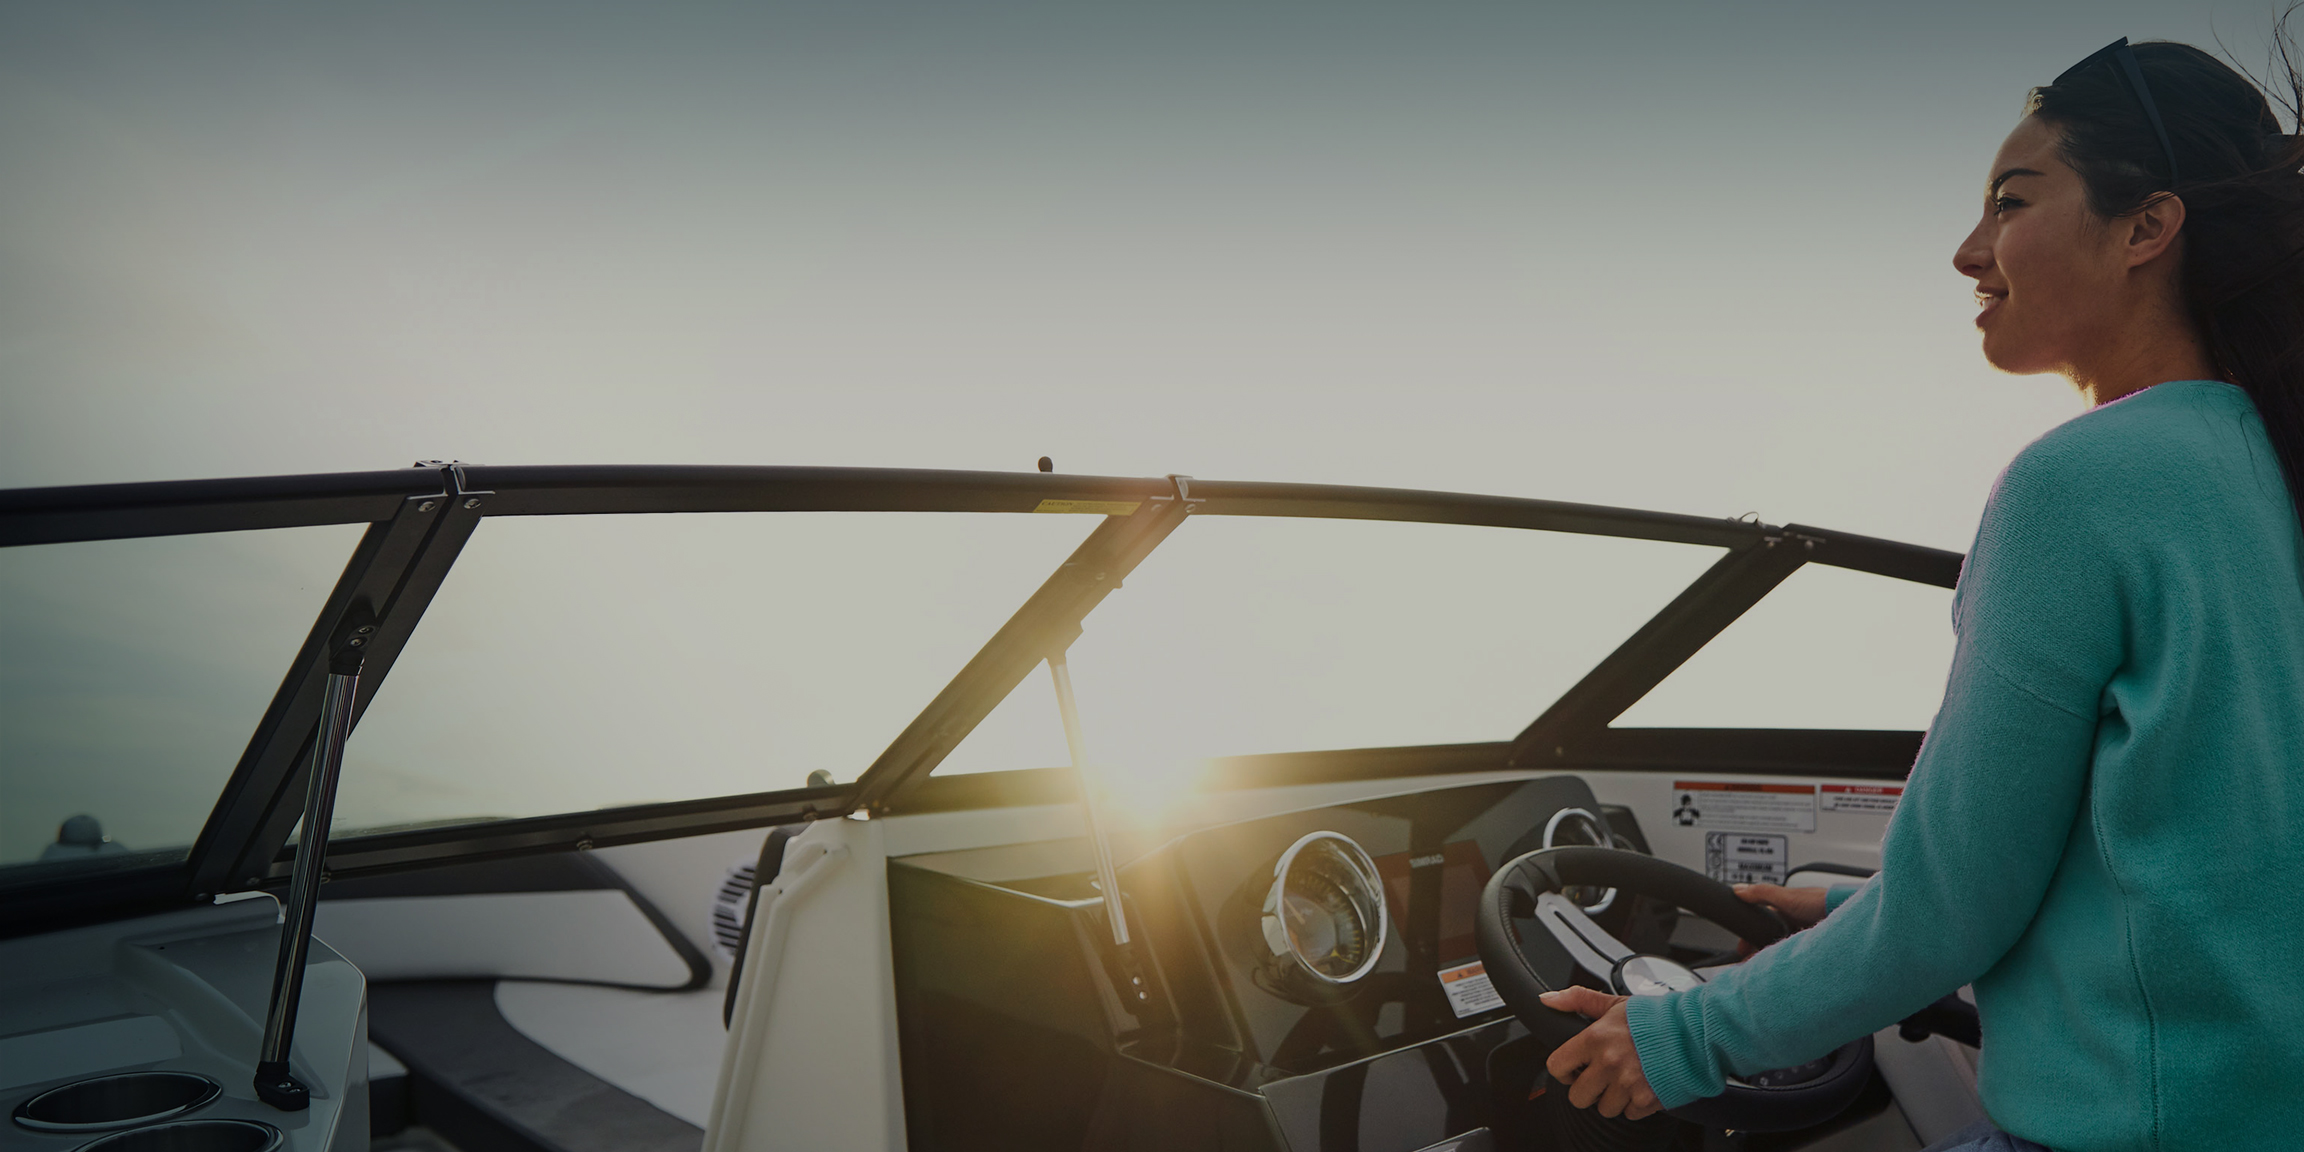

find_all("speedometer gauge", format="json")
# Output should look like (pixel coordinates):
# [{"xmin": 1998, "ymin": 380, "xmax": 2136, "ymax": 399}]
[{"xmin": 1256, "ymin": 831, "xmax": 1388, "ymax": 996}]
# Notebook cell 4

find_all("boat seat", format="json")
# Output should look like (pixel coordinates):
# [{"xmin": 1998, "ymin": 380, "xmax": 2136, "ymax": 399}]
[
  {"xmin": 319, "ymin": 850, "xmax": 728, "ymax": 1152},
  {"xmin": 327, "ymin": 835, "xmax": 794, "ymax": 1152},
  {"xmin": 317, "ymin": 853, "xmax": 709, "ymax": 990},
  {"xmin": 370, "ymin": 980, "xmax": 704, "ymax": 1152}
]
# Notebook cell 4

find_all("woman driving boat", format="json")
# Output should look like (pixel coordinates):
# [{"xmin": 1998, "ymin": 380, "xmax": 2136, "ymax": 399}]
[{"xmin": 1531, "ymin": 35, "xmax": 2304, "ymax": 1152}]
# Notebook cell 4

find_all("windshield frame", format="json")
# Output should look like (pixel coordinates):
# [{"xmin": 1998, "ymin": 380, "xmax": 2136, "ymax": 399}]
[
  {"xmin": 0, "ymin": 466, "xmax": 451, "ymax": 932},
  {"xmin": 0, "ymin": 463, "xmax": 1960, "ymax": 937}
]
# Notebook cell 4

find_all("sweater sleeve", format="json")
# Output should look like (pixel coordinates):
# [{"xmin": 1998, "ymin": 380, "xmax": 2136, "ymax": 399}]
[{"xmin": 1624, "ymin": 434, "xmax": 2129, "ymax": 1108}]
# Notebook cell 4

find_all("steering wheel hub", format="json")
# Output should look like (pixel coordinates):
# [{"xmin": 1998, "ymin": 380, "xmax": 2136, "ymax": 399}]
[{"xmin": 1612, "ymin": 954, "xmax": 1703, "ymax": 997}]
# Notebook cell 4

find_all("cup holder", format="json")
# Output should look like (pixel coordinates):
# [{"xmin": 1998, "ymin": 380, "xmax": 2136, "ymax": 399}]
[
  {"xmin": 67, "ymin": 1120, "xmax": 281, "ymax": 1152},
  {"xmin": 12, "ymin": 1072, "xmax": 222, "ymax": 1133}
]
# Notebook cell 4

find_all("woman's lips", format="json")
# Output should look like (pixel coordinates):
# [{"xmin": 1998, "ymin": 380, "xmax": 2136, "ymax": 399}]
[{"xmin": 1974, "ymin": 291, "xmax": 2005, "ymax": 329}]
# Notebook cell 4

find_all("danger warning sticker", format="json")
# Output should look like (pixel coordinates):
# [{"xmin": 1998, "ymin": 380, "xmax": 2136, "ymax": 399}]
[
  {"xmin": 1436, "ymin": 960, "xmax": 1504, "ymax": 1018},
  {"xmin": 1706, "ymin": 832, "xmax": 1790, "ymax": 885},
  {"xmin": 1671, "ymin": 781, "xmax": 1817, "ymax": 833},
  {"xmin": 1820, "ymin": 784, "xmax": 1903, "ymax": 814}
]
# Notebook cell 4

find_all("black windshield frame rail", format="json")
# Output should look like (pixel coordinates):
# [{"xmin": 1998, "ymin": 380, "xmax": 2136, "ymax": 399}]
[
  {"xmin": 0, "ymin": 470, "xmax": 450, "ymax": 547},
  {"xmin": 1, "ymin": 464, "xmax": 1964, "ymax": 908},
  {"xmin": 430, "ymin": 466, "xmax": 1788, "ymax": 552}
]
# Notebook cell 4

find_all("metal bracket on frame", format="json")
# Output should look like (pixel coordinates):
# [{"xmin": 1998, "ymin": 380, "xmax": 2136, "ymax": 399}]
[
  {"xmin": 1148, "ymin": 474, "xmax": 1204, "ymax": 515},
  {"xmin": 415, "ymin": 460, "xmax": 493, "ymax": 514}
]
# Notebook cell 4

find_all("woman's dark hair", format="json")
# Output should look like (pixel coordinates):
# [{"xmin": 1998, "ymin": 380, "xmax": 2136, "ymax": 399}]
[{"xmin": 2030, "ymin": 32, "xmax": 2304, "ymax": 522}]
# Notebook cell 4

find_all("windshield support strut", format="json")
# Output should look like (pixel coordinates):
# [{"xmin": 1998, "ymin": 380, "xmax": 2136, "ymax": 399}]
[
  {"xmin": 1510, "ymin": 532, "xmax": 1815, "ymax": 768},
  {"xmin": 851, "ymin": 477, "xmax": 1197, "ymax": 814},
  {"xmin": 1047, "ymin": 652, "xmax": 1129, "ymax": 946},
  {"xmin": 188, "ymin": 465, "xmax": 468, "ymax": 897},
  {"xmin": 254, "ymin": 604, "xmax": 370, "ymax": 1111}
]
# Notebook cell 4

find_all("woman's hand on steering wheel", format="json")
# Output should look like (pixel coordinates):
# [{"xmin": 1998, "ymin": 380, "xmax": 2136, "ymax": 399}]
[
  {"xmin": 1734, "ymin": 882, "xmax": 1829, "ymax": 929},
  {"xmin": 1537, "ymin": 987, "xmax": 1663, "ymax": 1121}
]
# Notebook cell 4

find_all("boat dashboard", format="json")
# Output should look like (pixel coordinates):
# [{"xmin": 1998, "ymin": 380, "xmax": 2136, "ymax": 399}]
[{"xmin": 887, "ymin": 774, "xmax": 1849, "ymax": 1152}]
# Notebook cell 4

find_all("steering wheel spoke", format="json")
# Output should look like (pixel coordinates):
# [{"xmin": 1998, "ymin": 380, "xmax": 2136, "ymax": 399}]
[{"xmin": 1531, "ymin": 891, "xmax": 1636, "ymax": 988}]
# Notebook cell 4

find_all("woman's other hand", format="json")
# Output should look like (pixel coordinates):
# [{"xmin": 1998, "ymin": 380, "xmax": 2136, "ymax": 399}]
[
  {"xmin": 1734, "ymin": 882, "xmax": 1830, "ymax": 929},
  {"xmin": 1537, "ymin": 987, "xmax": 1663, "ymax": 1120}
]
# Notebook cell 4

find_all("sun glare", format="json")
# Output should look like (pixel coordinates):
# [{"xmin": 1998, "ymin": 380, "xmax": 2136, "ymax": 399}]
[{"xmin": 1084, "ymin": 757, "xmax": 1213, "ymax": 832}]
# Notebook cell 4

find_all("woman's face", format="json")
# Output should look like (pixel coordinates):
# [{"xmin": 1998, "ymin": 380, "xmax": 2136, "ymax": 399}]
[{"xmin": 1953, "ymin": 115, "xmax": 2131, "ymax": 375}]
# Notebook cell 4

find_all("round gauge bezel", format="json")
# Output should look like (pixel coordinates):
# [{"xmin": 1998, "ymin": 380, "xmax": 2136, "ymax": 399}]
[
  {"xmin": 1258, "ymin": 830, "xmax": 1389, "ymax": 988},
  {"xmin": 1541, "ymin": 807, "xmax": 1622, "ymax": 914}
]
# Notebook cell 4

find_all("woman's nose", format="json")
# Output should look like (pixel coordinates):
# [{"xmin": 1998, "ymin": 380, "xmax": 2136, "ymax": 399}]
[{"xmin": 1953, "ymin": 223, "xmax": 1992, "ymax": 281}]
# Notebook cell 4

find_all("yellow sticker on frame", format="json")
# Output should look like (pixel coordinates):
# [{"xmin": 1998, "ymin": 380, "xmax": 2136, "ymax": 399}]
[{"xmin": 1032, "ymin": 499, "xmax": 1143, "ymax": 516}]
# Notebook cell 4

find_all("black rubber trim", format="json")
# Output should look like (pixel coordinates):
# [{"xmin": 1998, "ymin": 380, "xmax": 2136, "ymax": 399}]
[
  {"xmin": 322, "ymin": 851, "xmax": 710, "ymax": 993},
  {"xmin": 722, "ymin": 825, "xmax": 802, "ymax": 1028},
  {"xmin": 369, "ymin": 981, "xmax": 701, "ymax": 1152}
]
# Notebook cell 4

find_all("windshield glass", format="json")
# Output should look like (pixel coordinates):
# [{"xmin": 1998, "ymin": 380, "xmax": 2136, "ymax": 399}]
[
  {"xmin": 0, "ymin": 525, "xmax": 364, "ymax": 879},
  {"xmin": 1612, "ymin": 563, "xmax": 1954, "ymax": 730},
  {"xmin": 336, "ymin": 511, "xmax": 1092, "ymax": 836},
  {"xmin": 936, "ymin": 517, "xmax": 1725, "ymax": 796}
]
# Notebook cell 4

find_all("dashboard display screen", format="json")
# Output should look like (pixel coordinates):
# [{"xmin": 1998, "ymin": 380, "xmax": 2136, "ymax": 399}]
[{"xmin": 1373, "ymin": 839, "xmax": 1491, "ymax": 967}]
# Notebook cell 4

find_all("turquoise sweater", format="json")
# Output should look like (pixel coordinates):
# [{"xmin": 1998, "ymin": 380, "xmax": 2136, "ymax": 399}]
[{"xmin": 1625, "ymin": 381, "xmax": 2304, "ymax": 1151}]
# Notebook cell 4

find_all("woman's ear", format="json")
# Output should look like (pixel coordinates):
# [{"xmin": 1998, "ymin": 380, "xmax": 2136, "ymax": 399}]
[{"xmin": 2124, "ymin": 192, "xmax": 2188, "ymax": 268}]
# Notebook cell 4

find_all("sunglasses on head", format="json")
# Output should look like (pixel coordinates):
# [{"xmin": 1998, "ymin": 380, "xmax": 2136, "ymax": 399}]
[{"xmin": 2054, "ymin": 37, "xmax": 2182, "ymax": 186}]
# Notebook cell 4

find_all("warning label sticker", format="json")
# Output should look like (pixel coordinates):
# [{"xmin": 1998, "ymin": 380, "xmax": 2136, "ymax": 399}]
[
  {"xmin": 1436, "ymin": 960, "xmax": 1504, "ymax": 1018},
  {"xmin": 1820, "ymin": 784, "xmax": 1904, "ymax": 814},
  {"xmin": 1671, "ymin": 781, "xmax": 1817, "ymax": 832},
  {"xmin": 1705, "ymin": 832, "xmax": 1790, "ymax": 885}
]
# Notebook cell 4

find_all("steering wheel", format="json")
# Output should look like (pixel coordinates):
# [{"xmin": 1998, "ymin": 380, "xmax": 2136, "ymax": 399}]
[{"xmin": 1474, "ymin": 846, "xmax": 1874, "ymax": 1134}]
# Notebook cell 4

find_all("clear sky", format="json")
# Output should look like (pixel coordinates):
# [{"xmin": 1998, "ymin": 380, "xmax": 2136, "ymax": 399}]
[
  {"xmin": 2, "ymin": 1, "xmax": 2291, "ymax": 851},
  {"xmin": 14, "ymin": 0, "xmax": 2288, "ymax": 541}
]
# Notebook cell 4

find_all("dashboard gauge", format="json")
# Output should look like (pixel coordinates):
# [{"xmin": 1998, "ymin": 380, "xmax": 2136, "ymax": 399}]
[
  {"xmin": 1257, "ymin": 831, "xmax": 1388, "ymax": 995},
  {"xmin": 1543, "ymin": 807, "xmax": 1623, "ymax": 914}
]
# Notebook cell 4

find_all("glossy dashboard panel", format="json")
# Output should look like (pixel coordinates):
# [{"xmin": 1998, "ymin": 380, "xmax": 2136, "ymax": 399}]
[
  {"xmin": 1120, "ymin": 776, "xmax": 1616, "ymax": 1079},
  {"xmin": 887, "ymin": 775, "xmax": 1650, "ymax": 1151}
]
